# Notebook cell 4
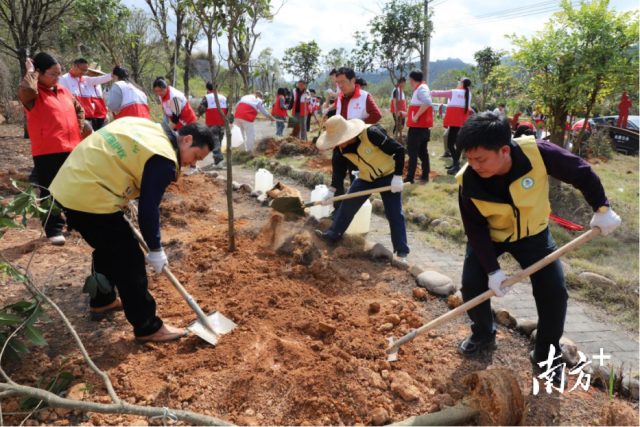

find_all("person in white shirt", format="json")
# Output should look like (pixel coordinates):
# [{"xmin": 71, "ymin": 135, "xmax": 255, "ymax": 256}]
[
  {"xmin": 235, "ymin": 91, "xmax": 275, "ymax": 151},
  {"xmin": 493, "ymin": 103, "xmax": 506, "ymax": 118}
]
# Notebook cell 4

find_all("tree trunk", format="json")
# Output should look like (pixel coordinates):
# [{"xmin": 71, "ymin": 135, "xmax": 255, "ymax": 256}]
[
  {"xmin": 550, "ymin": 106, "xmax": 568, "ymax": 147},
  {"xmin": 573, "ymin": 79, "xmax": 601, "ymax": 155},
  {"xmin": 183, "ymin": 52, "xmax": 191, "ymax": 98},
  {"xmin": 392, "ymin": 402, "xmax": 479, "ymax": 426}
]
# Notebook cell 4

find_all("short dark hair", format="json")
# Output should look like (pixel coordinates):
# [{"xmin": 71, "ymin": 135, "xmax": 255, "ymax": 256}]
[
  {"xmin": 355, "ymin": 77, "xmax": 367, "ymax": 87},
  {"xmin": 112, "ymin": 65, "xmax": 130, "ymax": 82},
  {"xmin": 409, "ymin": 70, "xmax": 423, "ymax": 82},
  {"xmin": 298, "ymin": 79, "xmax": 306, "ymax": 84},
  {"xmin": 153, "ymin": 76, "xmax": 168, "ymax": 89},
  {"xmin": 206, "ymin": 81, "xmax": 213, "ymax": 91},
  {"xmin": 336, "ymin": 67, "xmax": 355, "ymax": 80},
  {"xmin": 277, "ymin": 87, "xmax": 286, "ymax": 96},
  {"xmin": 499, "ymin": 103, "xmax": 505, "ymax": 108},
  {"xmin": 329, "ymin": 68, "xmax": 338, "ymax": 76},
  {"xmin": 177, "ymin": 123, "xmax": 215, "ymax": 151},
  {"xmin": 398, "ymin": 77, "xmax": 406, "ymax": 84},
  {"xmin": 309, "ymin": 89, "xmax": 316, "ymax": 93},
  {"xmin": 74, "ymin": 58, "xmax": 88, "ymax": 65},
  {"xmin": 457, "ymin": 112, "xmax": 512, "ymax": 152},
  {"xmin": 33, "ymin": 52, "xmax": 59, "ymax": 73}
]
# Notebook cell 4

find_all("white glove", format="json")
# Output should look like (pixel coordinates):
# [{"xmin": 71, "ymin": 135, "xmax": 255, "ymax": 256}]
[
  {"xmin": 146, "ymin": 249, "xmax": 168, "ymax": 274},
  {"xmin": 590, "ymin": 208, "xmax": 621, "ymax": 236},
  {"xmin": 488, "ymin": 269, "xmax": 511, "ymax": 298},
  {"xmin": 391, "ymin": 175, "xmax": 404, "ymax": 193},
  {"xmin": 321, "ymin": 190, "xmax": 335, "ymax": 206}
]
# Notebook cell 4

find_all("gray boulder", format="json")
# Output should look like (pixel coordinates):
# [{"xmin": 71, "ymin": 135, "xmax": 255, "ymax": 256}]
[
  {"xmin": 416, "ymin": 271, "xmax": 456, "ymax": 296},
  {"xmin": 577, "ymin": 272, "xmax": 615, "ymax": 287}
]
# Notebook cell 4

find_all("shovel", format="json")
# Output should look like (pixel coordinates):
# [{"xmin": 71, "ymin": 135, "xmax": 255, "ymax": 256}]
[
  {"xmin": 271, "ymin": 182, "xmax": 411, "ymax": 217},
  {"xmin": 124, "ymin": 215, "xmax": 236, "ymax": 346},
  {"xmin": 386, "ymin": 227, "xmax": 601, "ymax": 361}
]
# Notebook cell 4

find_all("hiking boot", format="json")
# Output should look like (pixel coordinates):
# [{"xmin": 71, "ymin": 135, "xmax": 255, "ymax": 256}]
[
  {"xmin": 530, "ymin": 350, "xmax": 568, "ymax": 387},
  {"xmin": 315, "ymin": 230, "xmax": 337, "ymax": 245},
  {"xmin": 457, "ymin": 332, "xmax": 497, "ymax": 356},
  {"xmin": 89, "ymin": 298, "xmax": 123, "ymax": 321},
  {"xmin": 48, "ymin": 235, "xmax": 66, "ymax": 246},
  {"xmin": 440, "ymin": 152, "xmax": 452, "ymax": 158},
  {"xmin": 447, "ymin": 166, "xmax": 461, "ymax": 175},
  {"xmin": 135, "ymin": 324, "xmax": 188, "ymax": 344}
]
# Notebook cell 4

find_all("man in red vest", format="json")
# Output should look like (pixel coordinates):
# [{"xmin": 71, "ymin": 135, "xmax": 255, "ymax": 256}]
[
  {"xmin": 391, "ymin": 77, "xmax": 407, "ymax": 136},
  {"xmin": 404, "ymin": 69, "xmax": 433, "ymax": 184},
  {"xmin": 335, "ymin": 67, "xmax": 381, "ymax": 124},
  {"xmin": 197, "ymin": 81, "xmax": 228, "ymax": 166},
  {"xmin": 289, "ymin": 79, "xmax": 310, "ymax": 141}
]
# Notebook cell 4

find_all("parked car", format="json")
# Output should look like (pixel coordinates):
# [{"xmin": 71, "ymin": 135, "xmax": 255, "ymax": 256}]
[{"xmin": 591, "ymin": 115, "xmax": 639, "ymax": 155}]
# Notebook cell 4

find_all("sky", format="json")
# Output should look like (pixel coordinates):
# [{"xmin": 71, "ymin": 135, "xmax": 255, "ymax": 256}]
[{"xmin": 127, "ymin": 0, "xmax": 638, "ymax": 71}]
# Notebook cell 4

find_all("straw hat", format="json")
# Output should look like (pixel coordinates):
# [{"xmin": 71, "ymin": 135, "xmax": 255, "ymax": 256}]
[
  {"xmin": 87, "ymin": 62, "xmax": 104, "ymax": 74},
  {"xmin": 316, "ymin": 115, "xmax": 365, "ymax": 150}
]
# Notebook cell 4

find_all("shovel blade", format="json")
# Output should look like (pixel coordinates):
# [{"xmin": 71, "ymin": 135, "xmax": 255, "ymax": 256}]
[
  {"xmin": 386, "ymin": 336, "xmax": 399, "ymax": 362},
  {"xmin": 270, "ymin": 196, "xmax": 306, "ymax": 217},
  {"xmin": 187, "ymin": 311, "xmax": 237, "ymax": 346}
]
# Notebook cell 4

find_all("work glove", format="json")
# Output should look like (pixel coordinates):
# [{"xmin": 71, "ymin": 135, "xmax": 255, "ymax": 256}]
[
  {"xmin": 321, "ymin": 190, "xmax": 335, "ymax": 206},
  {"xmin": 590, "ymin": 208, "xmax": 621, "ymax": 236},
  {"xmin": 391, "ymin": 175, "xmax": 404, "ymax": 193},
  {"xmin": 146, "ymin": 248, "xmax": 168, "ymax": 274},
  {"xmin": 488, "ymin": 269, "xmax": 511, "ymax": 298}
]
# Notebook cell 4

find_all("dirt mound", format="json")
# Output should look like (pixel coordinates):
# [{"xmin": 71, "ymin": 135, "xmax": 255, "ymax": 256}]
[
  {"xmin": 257, "ymin": 212, "xmax": 285, "ymax": 248},
  {"xmin": 304, "ymin": 157, "xmax": 332, "ymax": 173},
  {"xmin": 263, "ymin": 136, "xmax": 319, "ymax": 158}
]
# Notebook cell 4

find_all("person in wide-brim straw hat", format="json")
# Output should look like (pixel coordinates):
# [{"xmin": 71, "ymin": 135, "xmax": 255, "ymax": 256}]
[
  {"xmin": 315, "ymin": 115, "xmax": 411, "ymax": 264},
  {"xmin": 87, "ymin": 62, "xmax": 105, "ymax": 75}
]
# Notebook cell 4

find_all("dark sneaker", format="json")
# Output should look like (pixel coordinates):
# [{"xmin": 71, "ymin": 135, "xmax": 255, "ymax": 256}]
[
  {"xmin": 440, "ymin": 152, "xmax": 452, "ymax": 158},
  {"xmin": 403, "ymin": 179, "xmax": 414, "ymax": 184},
  {"xmin": 315, "ymin": 230, "xmax": 337, "ymax": 245},
  {"xmin": 445, "ymin": 164, "xmax": 455, "ymax": 170},
  {"xmin": 530, "ymin": 350, "xmax": 568, "ymax": 387},
  {"xmin": 457, "ymin": 333, "xmax": 497, "ymax": 356},
  {"xmin": 447, "ymin": 166, "xmax": 461, "ymax": 175}
]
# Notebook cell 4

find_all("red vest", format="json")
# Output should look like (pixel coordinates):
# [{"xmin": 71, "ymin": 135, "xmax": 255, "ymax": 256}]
[
  {"xmin": 390, "ymin": 87, "xmax": 406, "ymax": 113},
  {"xmin": 291, "ymin": 89, "xmax": 309, "ymax": 117},
  {"xmin": 25, "ymin": 84, "xmax": 82, "ymax": 157},
  {"xmin": 271, "ymin": 95, "xmax": 288, "ymax": 117},
  {"xmin": 407, "ymin": 82, "xmax": 433, "ymax": 128},
  {"xmin": 91, "ymin": 85, "xmax": 108, "ymax": 119},
  {"xmin": 205, "ymin": 92, "xmax": 228, "ymax": 126},
  {"xmin": 442, "ymin": 89, "xmax": 470, "ymax": 128},
  {"xmin": 114, "ymin": 81, "xmax": 151, "ymax": 120},
  {"xmin": 160, "ymin": 86, "xmax": 197, "ymax": 130}
]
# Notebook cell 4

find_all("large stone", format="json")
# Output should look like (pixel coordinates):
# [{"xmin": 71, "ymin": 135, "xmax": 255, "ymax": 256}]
[
  {"xmin": 367, "ymin": 243, "xmax": 394, "ymax": 261},
  {"xmin": 495, "ymin": 308, "xmax": 517, "ymax": 327},
  {"xmin": 577, "ymin": 272, "xmax": 615, "ymax": 287},
  {"xmin": 623, "ymin": 378, "xmax": 639, "ymax": 401},
  {"xmin": 439, "ymin": 221, "xmax": 451, "ymax": 229},
  {"xmin": 416, "ymin": 271, "xmax": 455, "ymax": 296},
  {"xmin": 409, "ymin": 264, "xmax": 424, "ymax": 277},
  {"xmin": 561, "ymin": 341, "xmax": 580, "ymax": 367},
  {"xmin": 414, "ymin": 214, "xmax": 428, "ymax": 225},
  {"xmin": 390, "ymin": 371, "xmax": 421, "ymax": 401},
  {"xmin": 516, "ymin": 318, "xmax": 537, "ymax": 336},
  {"xmin": 232, "ymin": 181, "xmax": 241, "ymax": 191},
  {"xmin": 371, "ymin": 408, "xmax": 390, "ymax": 426},
  {"xmin": 430, "ymin": 219, "xmax": 441, "ymax": 227},
  {"xmin": 239, "ymin": 183, "xmax": 253, "ymax": 193}
]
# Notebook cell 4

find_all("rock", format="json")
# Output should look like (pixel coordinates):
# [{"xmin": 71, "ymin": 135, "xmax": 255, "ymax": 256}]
[
  {"xmin": 409, "ymin": 264, "xmax": 424, "ymax": 277},
  {"xmin": 439, "ymin": 221, "xmax": 451, "ymax": 229},
  {"xmin": 495, "ymin": 308, "xmax": 517, "ymax": 327},
  {"xmin": 416, "ymin": 271, "xmax": 455, "ymax": 296},
  {"xmin": 423, "ymin": 351, "xmax": 433, "ymax": 363},
  {"xmin": 414, "ymin": 214, "xmax": 428, "ymax": 225},
  {"xmin": 215, "ymin": 176, "xmax": 227, "ymax": 184},
  {"xmin": 361, "ymin": 273, "xmax": 370, "ymax": 280},
  {"xmin": 560, "ymin": 336, "xmax": 576, "ymax": 347},
  {"xmin": 250, "ymin": 190, "xmax": 263, "ymax": 198},
  {"xmin": 358, "ymin": 366, "xmax": 387, "ymax": 390},
  {"xmin": 385, "ymin": 314, "xmax": 401, "ymax": 325},
  {"xmin": 432, "ymin": 393, "xmax": 455, "ymax": 410},
  {"xmin": 431, "ymin": 219, "xmax": 441, "ymax": 227},
  {"xmin": 239, "ymin": 183, "xmax": 253, "ymax": 193},
  {"xmin": 367, "ymin": 243, "xmax": 393, "ymax": 261},
  {"xmin": 318, "ymin": 322, "xmax": 336, "ymax": 334},
  {"xmin": 578, "ymin": 272, "xmax": 615, "ymax": 287},
  {"xmin": 37, "ymin": 409, "xmax": 51, "ymax": 421},
  {"xmin": 371, "ymin": 407, "xmax": 390, "ymax": 426},
  {"xmin": 372, "ymin": 199, "xmax": 385, "ymax": 212},
  {"xmin": 67, "ymin": 383, "xmax": 86, "ymax": 401},
  {"xmin": 379, "ymin": 323, "xmax": 394, "ymax": 332},
  {"xmin": 7, "ymin": 168, "xmax": 17, "ymax": 175},
  {"xmin": 232, "ymin": 181, "xmax": 241, "ymax": 191},
  {"xmin": 530, "ymin": 329, "xmax": 537, "ymax": 342},
  {"xmin": 447, "ymin": 293, "xmax": 463, "ymax": 308},
  {"xmin": 381, "ymin": 370, "xmax": 390, "ymax": 380},
  {"xmin": 276, "ymin": 164, "xmax": 292, "ymax": 175},
  {"xmin": 369, "ymin": 302, "xmax": 381, "ymax": 313},
  {"xmin": 257, "ymin": 194, "xmax": 269, "ymax": 205},
  {"xmin": 412, "ymin": 287, "xmax": 428, "ymax": 300},
  {"xmin": 516, "ymin": 318, "xmax": 537, "ymax": 336},
  {"xmin": 205, "ymin": 171, "xmax": 219, "ymax": 178},
  {"xmin": 310, "ymin": 341, "xmax": 323, "ymax": 351},
  {"xmin": 561, "ymin": 341, "xmax": 580, "ymax": 367},
  {"xmin": 622, "ymin": 378, "xmax": 639, "ymax": 400},
  {"xmin": 390, "ymin": 371, "xmax": 421, "ymax": 401}
]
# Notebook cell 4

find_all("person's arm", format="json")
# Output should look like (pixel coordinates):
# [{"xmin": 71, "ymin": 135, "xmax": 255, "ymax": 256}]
[
  {"xmin": 18, "ymin": 71, "xmax": 39, "ymax": 111},
  {"xmin": 256, "ymin": 101, "xmax": 274, "ymax": 119},
  {"xmin": 169, "ymin": 97, "xmax": 184, "ymax": 125},
  {"xmin": 459, "ymin": 188, "xmax": 501, "ymax": 274},
  {"xmin": 84, "ymin": 73, "xmax": 113, "ymax": 86},
  {"xmin": 364, "ymin": 94, "xmax": 382, "ymax": 124},
  {"xmin": 279, "ymin": 96, "xmax": 287, "ymax": 110},
  {"xmin": 430, "ymin": 90, "xmax": 453, "ymax": 100},
  {"xmin": 73, "ymin": 97, "xmax": 85, "ymax": 132},
  {"xmin": 537, "ymin": 141, "xmax": 608, "ymax": 210},
  {"xmin": 105, "ymin": 84, "xmax": 122, "ymax": 112},
  {"xmin": 366, "ymin": 126, "xmax": 405, "ymax": 176},
  {"xmin": 138, "ymin": 155, "xmax": 177, "ymax": 250},
  {"xmin": 196, "ymin": 96, "xmax": 208, "ymax": 118}
]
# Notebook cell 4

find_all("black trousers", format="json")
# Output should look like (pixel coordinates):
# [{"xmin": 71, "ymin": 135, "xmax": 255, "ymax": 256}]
[
  {"xmin": 89, "ymin": 118, "xmax": 105, "ymax": 131},
  {"xmin": 306, "ymin": 114, "xmax": 312, "ymax": 132},
  {"xmin": 448, "ymin": 126, "xmax": 461, "ymax": 167},
  {"xmin": 461, "ymin": 228, "xmax": 568, "ymax": 359},
  {"xmin": 64, "ymin": 209, "xmax": 163, "ymax": 337},
  {"xmin": 406, "ymin": 127, "xmax": 430, "ymax": 182},
  {"xmin": 32, "ymin": 153, "xmax": 70, "ymax": 238}
]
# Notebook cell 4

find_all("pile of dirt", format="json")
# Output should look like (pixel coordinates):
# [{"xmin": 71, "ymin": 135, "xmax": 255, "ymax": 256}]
[
  {"xmin": 304, "ymin": 157, "xmax": 332, "ymax": 173},
  {"xmin": 263, "ymin": 136, "xmax": 319, "ymax": 158}
]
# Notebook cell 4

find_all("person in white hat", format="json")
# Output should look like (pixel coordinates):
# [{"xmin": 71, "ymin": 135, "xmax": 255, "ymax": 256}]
[{"xmin": 315, "ymin": 115, "xmax": 410, "ymax": 263}]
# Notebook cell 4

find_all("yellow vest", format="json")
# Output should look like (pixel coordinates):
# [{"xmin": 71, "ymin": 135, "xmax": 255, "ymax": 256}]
[
  {"xmin": 50, "ymin": 117, "xmax": 179, "ymax": 214},
  {"xmin": 341, "ymin": 126, "xmax": 396, "ymax": 182},
  {"xmin": 456, "ymin": 136, "xmax": 551, "ymax": 243}
]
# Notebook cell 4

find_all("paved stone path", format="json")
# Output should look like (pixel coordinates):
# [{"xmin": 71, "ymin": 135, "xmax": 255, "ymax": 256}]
[{"xmin": 230, "ymin": 123, "xmax": 639, "ymax": 373}]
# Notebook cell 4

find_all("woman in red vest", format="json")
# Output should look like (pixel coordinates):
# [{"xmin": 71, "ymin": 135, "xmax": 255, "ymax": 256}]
[
  {"xmin": 106, "ymin": 65, "xmax": 151, "ymax": 120},
  {"xmin": 18, "ymin": 52, "xmax": 86, "ymax": 246},
  {"xmin": 271, "ymin": 87, "xmax": 288, "ymax": 137}
]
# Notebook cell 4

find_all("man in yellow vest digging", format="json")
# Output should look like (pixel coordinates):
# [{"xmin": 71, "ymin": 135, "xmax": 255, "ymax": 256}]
[
  {"xmin": 314, "ymin": 115, "xmax": 410, "ymax": 264},
  {"xmin": 50, "ymin": 117, "xmax": 214, "ymax": 343},
  {"xmin": 455, "ymin": 112, "xmax": 621, "ymax": 385}
]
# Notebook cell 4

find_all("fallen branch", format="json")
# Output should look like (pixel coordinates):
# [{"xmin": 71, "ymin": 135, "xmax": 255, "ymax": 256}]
[{"xmin": 0, "ymin": 383, "xmax": 233, "ymax": 426}]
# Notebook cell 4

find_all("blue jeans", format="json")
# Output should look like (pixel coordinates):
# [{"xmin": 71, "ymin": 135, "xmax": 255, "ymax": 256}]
[
  {"xmin": 326, "ymin": 174, "xmax": 409, "ymax": 254},
  {"xmin": 274, "ymin": 115, "xmax": 286, "ymax": 136}
]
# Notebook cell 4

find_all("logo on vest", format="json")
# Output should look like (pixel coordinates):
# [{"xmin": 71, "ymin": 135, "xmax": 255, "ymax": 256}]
[
  {"xmin": 521, "ymin": 177, "xmax": 535, "ymax": 189},
  {"xmin": 365, "ymin": 148, "xmax": 372, "ymax": 154}
]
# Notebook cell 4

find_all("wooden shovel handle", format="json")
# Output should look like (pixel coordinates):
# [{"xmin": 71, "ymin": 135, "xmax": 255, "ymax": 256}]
[
  {"xmin": 386, "ymin": 227, "xmax": 601, "ymax": 354},
  {"xmin": 304, "ymin": 182, "xmax": 411, "ymax": 208}
]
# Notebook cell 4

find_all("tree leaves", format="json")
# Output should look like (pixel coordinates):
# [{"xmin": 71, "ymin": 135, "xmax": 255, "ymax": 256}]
[{"xmin": 83, "ymin": 274, "xmax": 113, "ymax": 299}]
